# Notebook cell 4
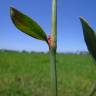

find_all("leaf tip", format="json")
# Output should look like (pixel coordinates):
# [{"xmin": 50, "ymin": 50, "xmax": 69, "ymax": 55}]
[
  {"xmin": 79, "ymin": 16, "xmax": 84, "ymax": 20},
  {"xmin": 10, "ymin": 7, "xmax": 15, "ymax": 17},
  {"xmin": 79, "ymin": 16, "xmax": 89, "ymax": 24}
]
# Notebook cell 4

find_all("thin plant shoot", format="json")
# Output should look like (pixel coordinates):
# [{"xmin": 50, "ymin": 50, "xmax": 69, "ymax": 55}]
[{"xmin": 10, "ymin": 0, "xmax": 58, "ymax": 96}]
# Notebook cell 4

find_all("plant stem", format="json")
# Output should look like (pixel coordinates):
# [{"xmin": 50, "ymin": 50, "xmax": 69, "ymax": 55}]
[
  {"xmin": 50, "ymin": 0, "xmax": 57, "ymax": 96},
  {"xmin": 50, "ymin": 48, "xmax": 57, "ymax": 96},
  {"xmin": 51, "ymin": 0, "xmax": 57, "ymax": 44},
  {"xmin": 87, "ymin": 81, "xmax": 96, "ymax": 96}
]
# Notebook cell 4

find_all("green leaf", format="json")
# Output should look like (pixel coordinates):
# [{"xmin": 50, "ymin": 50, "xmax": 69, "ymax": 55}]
[
  {"xmin": 80, "ymin": 17, "xmax": 96, "ymax": 61},
  {"xmin": 10, "ymin": 7, "xmax": 48, "ymax": 42}
]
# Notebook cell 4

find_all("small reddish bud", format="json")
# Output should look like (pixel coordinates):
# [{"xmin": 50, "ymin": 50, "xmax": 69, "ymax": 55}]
[
  {"xmin": 47, "ymin": 35, "xmax": 55, "ymax": 48},
  {"xmin": 47, "ymin": 35, "xmax": 53, "ymax": 45}
]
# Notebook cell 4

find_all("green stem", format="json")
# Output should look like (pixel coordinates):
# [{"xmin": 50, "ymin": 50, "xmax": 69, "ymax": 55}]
[
  {"xmin": 50, "ymin": 48, "xmax": 57, "ymax": 96},
  {"xmin": 51, "ymin": 0, "xmax": 57, "ymax": 45},
  {"xmin": 87, "ymin": 81, "xmax": 96, "ymax": 96},
  {"xmin": 50, "ymin": 0, "xmax": 57, "ymax": 96}
]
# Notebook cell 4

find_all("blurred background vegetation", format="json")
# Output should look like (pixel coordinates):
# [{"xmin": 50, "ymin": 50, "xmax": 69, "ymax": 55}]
[{"xmin": 0, "ymin": 49, "xmax": 96, "ymax": 96}]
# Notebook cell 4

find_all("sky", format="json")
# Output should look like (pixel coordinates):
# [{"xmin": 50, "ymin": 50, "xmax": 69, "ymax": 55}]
[{"xmin": 0, "ymin": 0, "xmax": 96, "ymax": 52}]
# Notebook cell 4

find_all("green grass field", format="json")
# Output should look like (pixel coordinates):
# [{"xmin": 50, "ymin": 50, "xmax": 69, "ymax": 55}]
[{"xmin": 0, "ymin": 50, "xmax": 96, "ymax": 96}]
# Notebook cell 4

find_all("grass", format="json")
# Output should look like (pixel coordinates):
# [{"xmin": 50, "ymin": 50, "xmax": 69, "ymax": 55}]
[{"xmin": 0, "ymin": 50, "xmax": 96, "ymax": 96}]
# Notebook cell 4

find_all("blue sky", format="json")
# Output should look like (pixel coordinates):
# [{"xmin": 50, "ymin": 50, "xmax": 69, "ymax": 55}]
[{"xmin": 0, "ymin": 0, "xmax": 96, "ymax": 52}]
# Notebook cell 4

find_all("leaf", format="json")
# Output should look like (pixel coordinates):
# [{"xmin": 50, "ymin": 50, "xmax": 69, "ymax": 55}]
[
  {"xmin": 80, "ymin": 16, "xmax": 96, "ymax": 61},
  {"xmin": 10, "ymin": 7, "xmax": 48, "ymax": 42}
]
